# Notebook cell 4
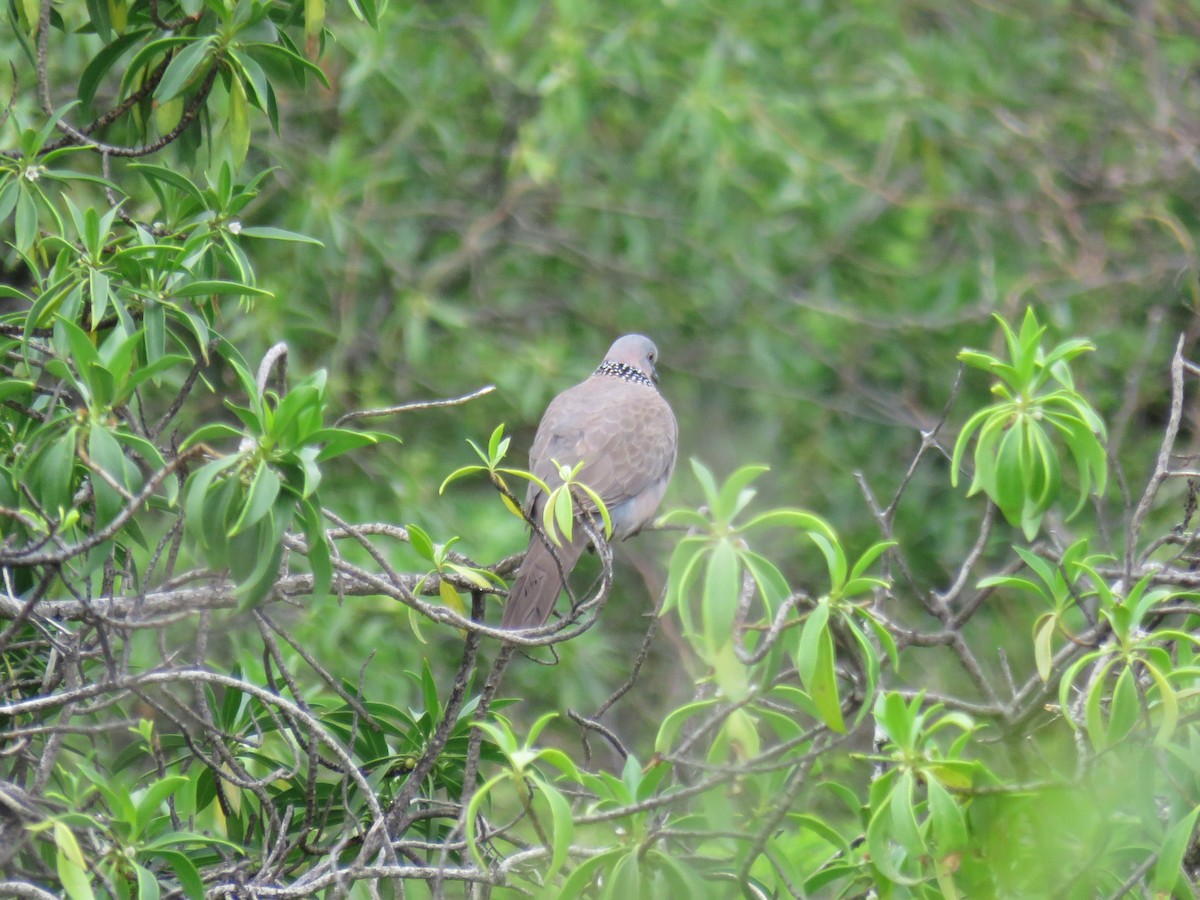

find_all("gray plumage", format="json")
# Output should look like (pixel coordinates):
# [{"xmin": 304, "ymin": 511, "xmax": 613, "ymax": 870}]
[{"xmin": 502, "ymin": 335, "xmax": 678, "ymax": 629}]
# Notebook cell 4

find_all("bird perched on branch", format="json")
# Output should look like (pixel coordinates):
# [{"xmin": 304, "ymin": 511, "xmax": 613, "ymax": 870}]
[{"xmin": 502, "ymin": 334, "xmax": 678, "ymax": 630}]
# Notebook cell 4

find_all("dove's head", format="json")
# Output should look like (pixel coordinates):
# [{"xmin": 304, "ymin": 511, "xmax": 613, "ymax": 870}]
[{"xmin": 604, "ymin": 334, "xmax": 660, "ymax": 384}]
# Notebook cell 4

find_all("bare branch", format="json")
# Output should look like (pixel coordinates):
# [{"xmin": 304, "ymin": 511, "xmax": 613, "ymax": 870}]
[
  {"xmin": 1127, "ymin": 335, "xmax": 1188, "ymax": 576},
  {"xmin": 335, "ymin": 384, "xmax": 497, "ymax": 426}
]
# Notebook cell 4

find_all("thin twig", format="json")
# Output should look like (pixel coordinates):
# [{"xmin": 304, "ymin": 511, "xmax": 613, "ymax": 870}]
[
  {"xmin": 1127, "ymin": 336, "xmax": 1187, "ymax": 577},
  {"xmin": 335, "ymin": 385, "xmax": 496, "ymax": 426}
]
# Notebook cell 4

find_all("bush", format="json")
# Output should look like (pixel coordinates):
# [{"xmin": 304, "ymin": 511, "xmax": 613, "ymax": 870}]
[{"xmin": 4, "ymin": 0, "xmax": 1200, "ymax": 897}]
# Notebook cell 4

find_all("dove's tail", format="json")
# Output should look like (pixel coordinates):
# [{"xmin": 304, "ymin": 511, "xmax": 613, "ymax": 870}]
[{"xmin": 501, "ymin": 531, "xmax": 589, "ymax": 629}]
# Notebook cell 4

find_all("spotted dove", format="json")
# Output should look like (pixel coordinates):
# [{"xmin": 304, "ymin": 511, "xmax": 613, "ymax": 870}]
[{"xmin": 502, "ymin": 334, "xmax": 678, "ymax": 629}]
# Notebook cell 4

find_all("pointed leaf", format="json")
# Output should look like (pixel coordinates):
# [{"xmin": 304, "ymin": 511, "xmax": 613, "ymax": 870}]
[
  {"xmin": 156, "ymin": 37, "xmax": 214, "ymax": 103},
  {"xmin": 228, "ymin": 463, "xmax": 280, "ymax": 537},
  {"xmin": 701, "ymin": 538, "xmax": 739, "ymax": 656},
  {"xmin": 1033, "ymin": 613, "xmax": 1056, "ymax": 682},
  {"xmin": 1154, "ymin": 806, "xmax": 1200, "ymax": 894}
]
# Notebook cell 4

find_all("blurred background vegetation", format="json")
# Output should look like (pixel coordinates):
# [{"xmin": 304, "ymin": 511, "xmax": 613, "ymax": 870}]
[
  {"xmin": 6, "ymin": 0, "xmax": 1199, "ymax": 721},
  {"xmin": 191, "ymin": 0, "xmax": 1200, "ymax": 721},
  {"xmin": 5, "ymin": 0, "xmax": 1200, "ymax": 892}
]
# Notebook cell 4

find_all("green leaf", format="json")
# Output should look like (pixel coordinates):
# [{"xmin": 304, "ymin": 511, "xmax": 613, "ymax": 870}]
[
  {"xmin": 843, "ymin": 618, "xmax": 882, "ymax": 725},
  {"xmin": 170, "ymin": 280, "xmax": 272, "ymax": 299},
  {"xmin": 849, "ymin": 540, "xmax": 897, "ymax": 582},
  {"xmin": 603, "ymin": 850, "xmax": 641, "ymax": 900},
  {"xmin": 809, "ymin": 619, "xmax": 846, "ymax": 733},
  {"xmin": 875, "ymin": 691, "xmax": 915, "ymax": 750},
  {"xmin": 56, "ymin": 316, "xmax": 101, "ymax": 381},
  {"xmin": 956, "ymin": 347, "xmax": 1003, "ymax": 372},
  {"xmin": 654, "ymin": 699, "xmax": 717, "ymax": 754},
  {"xmin": 343, "ymin": 0, "xmax": 378, "ymax": 26},
  {"xmin": 888, "ymin": 770, "xmax": 926, "ymax": 856},
  {"xmin": 650, "ymin": 850, "xmax": 708, "ymax": 896},
  {"xmin": 141, "ymin": 829, "xmax": 245, "ymax": 853},
  {"xmin": 722, "ymin": 706, "xmax": 760, "ymax": 759},
  {"xmin": 810, "ymin": 531, "xmax": 848, "ymax": 593},
  {"xmin": 1144, "ymin": 661, "xmax": 1180, "ymax": 747},
  {"xmin": 866, "ymin": 782, "xmax": 921, "ymax": 886},
  {"xmin": 420, "ymin": 657, "xmax": 440, "ymax": 720},
  {"xmin": 1084, "ymin": 656, "xmax": 1117, "ymax": 751},
  {"xmin": 1033, "ymin": 613, "xmax": 1056, "ymax": 682},
  {"xmin": 184, "ymin": 455, "xmax": 241, "ymax": 552},
  {"xmin": 134, "ymin": 775, "xmax": 189, "ymax": 837},
  {"xmin": 296, "ymin": 447, "xmax": 328, "ymax": 499},
  {"xmin": 743, "ymin": 507, "xmax": 837, "ymax": 541},
  {"xmin": 128, "ymin": 163, "xmax": 205, "ymax": 205},
  {"xmin": 658, "ymin": 507, "xmax": 709, "ymax": 529},
  {"xmin": 79, "ymin": 30, "xmax": 151, "ymax": 111},
  {"xmin": 926, "ymin": 777, "xmax": 967, "ymax": 852},
  {"xmin": 796, "ymin": 601, "xmax": 829, "ymax": 689},
  {"xmin": 439, "ymin": 464, "xmax": 486, "ymax": 493},
  {"xmin": 711, "ymin": 638, "xmax": 749, "ymax": 702},
  {"xmin": 31, "ymin": 426, "xmax": 78, "ymax": 514},
  {"xmin": 1154, "ymin": 805, "xmax": 1200, "ymax": 894},
  {"xmin": 549, "ymin": 485, "xmax": 573, "ymax": 544},
  {"xmin": 1106, "ymin": 665, "xmax": 1139, "ymax": 746},
  {"xmin": 134, "ymin": 863, "xmax": 161, "ymax": 900},
  {"xmin": 634, "ymin": 758, "xmax": 670, "ymax": 802},
  {"xmin": 741, "ymin": 549, "xmax": 790, "ymax": 615},
  {"xmin": 312, "ymin": 428, "xmax": 381, "ymax": 461},
  {"xmin": 486, "ymin": 423, "xmax": 509, "ymax": 461},
  {"xmin": 0, "ymin": 180, "xmax": 19, "ymax": 224},
  {"xmin": 181, "ymin": 423, "xmax": 246, "ymax": 450},
  {"xmin": 662, "ymin": 538, "xmax": 705, "ymax": 617},
  {"xmin": 993, "ymin": 419, "xmax": 1026, "ymax": 525},
  {"xmin": 243, "ymin": 41, "xmax": 331, "ymax": 88},
  {"xmin": 54, "ymin": 822, "xmax": 95, "ymax": 900},
  {"xmin": 712, "ymin": 463, "xmax": 768, "ymax": 521},
  {"xmin": 464, "ymin": 773, "xmax": 508, "ymax": 872},
  {"xmin": 533, "ymin": 747, "xmax": 581, "ymax": 783},
  {"xmin": 407, "ymin": 523, "xmax": 434, "ymax": 561},
  {"xmin": 1028, "ymin": 421, "xmax": 1059, "ymax": 509},
  {"xmin": 27, "ymin": 282, "xmax": 75, "ymax": 337},
  {"xmin": 865, "ymin": 612, "xmax": 900, "ymax": 672},
  {"xmin": 535, "ymin": 776, "xmax": 574, "ymax": 884},
  {"xmin": 297, "ymin": 499, "xmax": 331, "ymax": 601},
  {"xmin": 688, "ymin": 457, "xmax": 720, "ymax": 508},
  {"xmin": 1013, "ymin": 545, "xmax": 1058, "ymax": 590},
  {"xmin": 951, "ymin": 406, "xmax": 993, "ymax": 489},
  {"xmin": 228, "ymin": 463, "xmax": 280, "ymax": 537},
  {"xmin": 238, "ymin": 225, "xmax": 324, "ymax": 245},
  {"xmin": 304, "ymin": 0, "xmax": 325, "ymax": 39},
  {"xmin": 796, "ymin": 603, "xmax": 845, "ymax": 732},
  {"xmin": 89, "ymin": 425, "xmax": 132, "ymax": 527},
  {"xmin": 143, "ymin": 850, "xmax": 204, "ymax": 900},
  {"xmin": 225, "ymin": 75, "xmax": 250, "ymax": 168},
  {"xmin": 88, "ymin": 268, "xmax": 110, "ymax": 330},
  {"xmin": 437, "ymin": 579, "xmax": 462, "ymax": 614},
  {"xmin": 560, "ymin": 849, "xmax": 624, "ymax": 898},
  {"xmin": 15, "ymin": 185, "xmax": 38, "ymax": 251},
  {"xmin": 125, "ymin": 353, "xmax": 191, "ymax": 397},
  {"xmin": 0, "ymin": 379, "xmax": 33, "ymax": 403},
  {"xmin": 701, "ymin": 538, "xmax": 739, "ymax": 656},
  {"xmin": 54, "ymin": 820, "xmax": 87, "ymax": 869},
  {"xmin": 232, "ymin": 514, "xmax": 288, "ymax": 609},
  {"xmin": 156, "ymin": 36, "xmax": 214, "ymax": 103},
  {"xmin": 788, "ymin": 812, "xmax": 851, "ymax": 854},
  {"xmin": 575, "ymin": 481, "xmax": 613, "ymax": 538}
]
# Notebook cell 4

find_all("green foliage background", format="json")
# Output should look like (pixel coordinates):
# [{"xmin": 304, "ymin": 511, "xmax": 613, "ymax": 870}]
[
  {"xmin": 4, "ymin": 0, "xmax": 1200, "ymax": 896},
  {"xmin": 247, "ymin": 0, "xmax": 1200, "ymax": 703}
]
